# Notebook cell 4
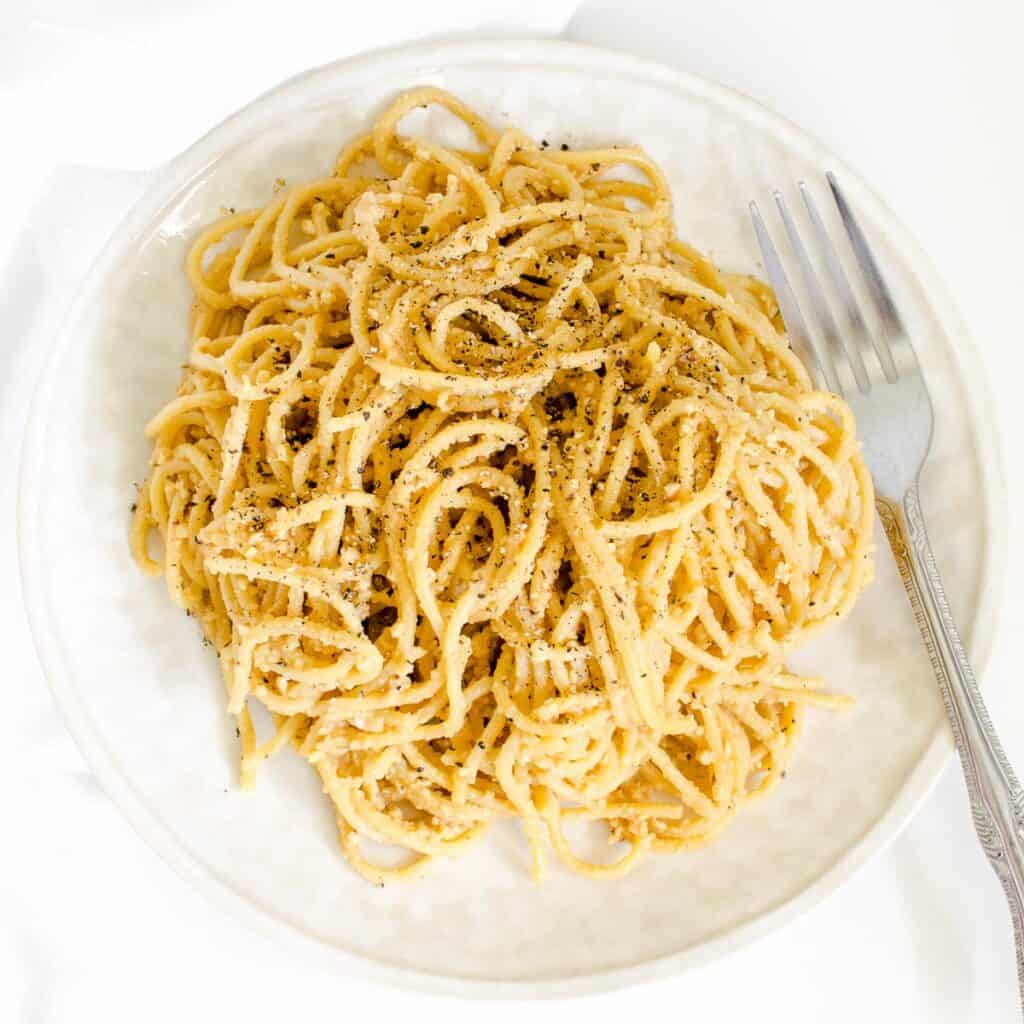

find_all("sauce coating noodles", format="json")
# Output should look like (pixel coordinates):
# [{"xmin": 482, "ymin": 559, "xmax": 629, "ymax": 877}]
[{"xmin": 132, "ymin": 89, "xmax": 873, "ymax": 882}]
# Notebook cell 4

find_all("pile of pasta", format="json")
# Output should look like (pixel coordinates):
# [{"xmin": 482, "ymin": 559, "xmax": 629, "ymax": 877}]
[{"xmin": 131, "ymin": 88, "xmax": 874, "ymax": 883}]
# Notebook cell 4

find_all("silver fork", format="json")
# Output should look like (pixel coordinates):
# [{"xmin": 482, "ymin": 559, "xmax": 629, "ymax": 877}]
[{"xmin": 751, "ymin": 175, "xmax": 1024, "ymax": 1009}]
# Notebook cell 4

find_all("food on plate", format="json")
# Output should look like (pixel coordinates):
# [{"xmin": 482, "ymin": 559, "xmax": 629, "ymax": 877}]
[{"xmin": 131, "ymin": 88, "xmax": 874, "ymax": 883}]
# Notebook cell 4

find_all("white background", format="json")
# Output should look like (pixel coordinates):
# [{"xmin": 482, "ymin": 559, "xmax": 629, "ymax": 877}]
[{"xmin": 2, "ymin": 0, "xmax": 1023, "ymax": 1020}]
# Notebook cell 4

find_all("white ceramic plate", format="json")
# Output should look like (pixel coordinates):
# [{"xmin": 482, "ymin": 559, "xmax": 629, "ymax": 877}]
[{"xmin": 18, "ymin": 38, "xmax": 1005, "ymax": 997}]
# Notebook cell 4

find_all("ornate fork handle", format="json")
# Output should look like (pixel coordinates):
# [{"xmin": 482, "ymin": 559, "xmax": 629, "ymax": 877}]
[{"xmin": 879, "ymin": 489, "xmax": 1024, "ymax": 1005}]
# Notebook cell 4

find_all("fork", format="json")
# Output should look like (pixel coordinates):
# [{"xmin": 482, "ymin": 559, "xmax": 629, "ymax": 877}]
[{"xmin": 751, "ymin": 175, "xmax": 1024, "ymax": 1009}]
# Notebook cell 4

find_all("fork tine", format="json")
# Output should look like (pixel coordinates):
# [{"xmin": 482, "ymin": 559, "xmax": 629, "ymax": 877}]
[
  {"xmin": 749, "ymin": 200, "xmax": 839, "ymax": 393},
  {"xmin": 773, "ymin": 189, "xmax": 867, "ymax": 394},
  {"xmin": 826, "ymin": 172, "xmax": 901, "ymax": 382},
  {"xmin": 797, "ymin": 181, "xmax": 878, "ymax": 390}
]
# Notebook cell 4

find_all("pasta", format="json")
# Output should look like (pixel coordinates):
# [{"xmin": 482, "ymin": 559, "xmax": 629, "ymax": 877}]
[{"xmin": 131, "ymin": 88, "xmax": 874, "ymax": 883}]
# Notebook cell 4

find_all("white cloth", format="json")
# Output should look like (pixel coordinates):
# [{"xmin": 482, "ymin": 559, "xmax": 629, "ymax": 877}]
[{"xmin": 2, "ymin": 1, "xmax": 1023, "ymax": 1020}]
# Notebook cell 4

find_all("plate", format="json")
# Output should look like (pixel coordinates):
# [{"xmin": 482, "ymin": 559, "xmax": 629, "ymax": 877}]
[{"xmin": 18, "ymin": 38, "xmax": 1005, "ymax": 996}]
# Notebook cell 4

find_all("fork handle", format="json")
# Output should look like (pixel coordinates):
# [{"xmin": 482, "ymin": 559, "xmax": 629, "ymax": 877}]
[{"xmin": 879, "ymin": 488, "xmax": 1024, "ymax": 1008}]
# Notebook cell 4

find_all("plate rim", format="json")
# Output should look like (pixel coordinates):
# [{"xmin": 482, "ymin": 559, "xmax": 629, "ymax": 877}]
[{"xmin": 17, "ymin": 35, "xmax": 1008, "ymax": 999}]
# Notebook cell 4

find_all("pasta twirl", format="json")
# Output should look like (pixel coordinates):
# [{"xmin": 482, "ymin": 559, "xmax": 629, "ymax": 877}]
[{"xmin": 131, "ymin": 88, "xmax": 874, "ymax": 883}]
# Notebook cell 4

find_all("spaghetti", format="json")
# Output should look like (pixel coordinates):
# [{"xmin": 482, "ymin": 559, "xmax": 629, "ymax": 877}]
[{"xmin": 131, "ymin": 88, "xmax": 874, "ymax": 883}]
